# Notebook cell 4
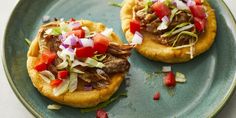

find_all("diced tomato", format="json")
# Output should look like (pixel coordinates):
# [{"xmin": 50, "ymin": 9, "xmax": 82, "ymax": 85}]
[
  {"xmin": 41, "ymin": 50, "xmax": 57, "ymax": 65},
  {"xmin": 57, "ymin": 70, "xmax": 69, "ymax": 79},
  {"xmin": 66, "ymin": 29, "xmax": 85, "ymax": 38},
  {"xmin": 93, "ymin": 33, "xmax": 109, "ymax": 53},
  {"xmin": 69, "ymin": 18, "xmax": 76, "ymax": 22},
  {"xmin": 194, "ymin": 17, "xmax": 206, "ymax": 32},
  {"xmin": 50, "ymin": 79, "xmax": 63, "ymax": 87},
  {"xmin": 34, "ymin": 60, "xmax": 47, "ymax": 72},
  {"xmin": 163, "ymin": 71, "xmax": 176, "ymax": 87},
  {"xmin": 151, "ymin": 2, "xmax": 171, "ymax": 19},
  {"xmin": 96, "ymin": 109, "xmax": 108, "ymax": 118},
  {"xmin": 153, "ymin": 91, "xmax": 160, "ymax": 101},
  {"xmin": 190, "ymin": 5, "xmax": 206, "ymax": 19},
  {"xmin": 75, "ymin": 47, "xmax": 95, "ymax": 58},
  {"xmin": 195, "ymin": 0, "xmax": 203, "ymax": 5},
  {"xmin": 130, "ymin": 19, "xmax": 141, "ymax": 34}
]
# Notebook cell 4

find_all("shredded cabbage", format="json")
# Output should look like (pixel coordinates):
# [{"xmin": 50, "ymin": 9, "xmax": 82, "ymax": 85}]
[
  {"xmin": 92, "ymin": 54, "xmax": 107, "ymax": 61},
  {"xmin": 172, "ymin": 31, "xmax": 198, "ymax": 49},
  {"xmin": 71, "ymin": 60, "xmax": 88, "ymax": 68},
  {"xmin": 39, "ymin": 74, "xmax": 51, "ymax": 84},
  {"xmin": 85, "ymin": 58, "xmax": 105, "ymax": 68},
  {"xmin": 170, "ymin": 8, "xmax": 178, "ymax": 23},
  {"xmin": 39, "ymin": 70, "xmax": 55, "ymax": 80},
  {"xmin": 68, "ymin": 72, "xmax": 78, "ymax": 92},
  {"xmin": 70, "ymin": 68, "xmax": 85, "ymax": 74},
  {"xmin": 56, "ymin": 59, "xmax": 68, "ymax": 70},
  {"xmin": 161, "ymin": 22, "xmax": 191, "ymax": 37},
  {"xmin": 53, "ymin": 79, "xmax": 70, "ymax": 96}
]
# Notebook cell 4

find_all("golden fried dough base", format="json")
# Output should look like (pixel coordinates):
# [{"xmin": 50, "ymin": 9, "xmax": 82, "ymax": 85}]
[
  {"xmin": 27, "ymin": 20, "xmax": 125, "ymax": 108},
  {"xmin": 121, "ymin": 0, "xmax": 217, "ymax": 63}
]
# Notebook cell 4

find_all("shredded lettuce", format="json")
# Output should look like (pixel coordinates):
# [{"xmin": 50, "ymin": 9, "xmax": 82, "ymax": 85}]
[
  {"xmin": 39, "ymin": 70, "xmax": 55, "ymax": 80},
  {"xmin": 161, "ymin": 22, "xmax": 191, "ymax": 37},
  {"xmin": 144, "ymin": 0, "xmax": 152, "ymax": 12},
  {"xmin": 53, "ymin": 79, "xmax": 70, "ymax": 96},
  {"xmin": 70, "ymin": 68, "xmax": 85, "ymax": 74},
  {"xmin": 24, "ymin": 38, "xmax": 31, "ymax": 46},
  {"xmin": 45, "ymin": 27, "xmax": 61, "ymax": 36},
  {"xmin": 85, "ymin": 58, "xmax": 105, "ymax": 68},
  {"xmin": 92, "ymin": 54, "xmax": 107, "ymax": 62},
  {"xmin": 68, "ymin": 72, "xmax": 78, "ymax": 92},
  {"xmin": 172, "ymin": 31, "xmax": 198, "ymax": 48},
  {"xmin": 170, "ymin": 8, "xmax": 178, "ymax": 23},
  {"xmin": 80, "ymin": 92, "xmax": 127, "ymax": 112}
]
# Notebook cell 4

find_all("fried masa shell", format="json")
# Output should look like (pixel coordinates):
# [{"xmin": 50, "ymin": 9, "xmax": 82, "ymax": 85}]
[
  {"xmin": 120, "ymin": 0, "xmax": 217, "ymax": 63},
  {"xmin": 27, "ymin": 20, "xmax": 125, "ymax": 108}
]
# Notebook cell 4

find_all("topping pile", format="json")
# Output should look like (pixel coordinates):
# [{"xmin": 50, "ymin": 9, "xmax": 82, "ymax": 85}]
[
  {"xmin": 130, "ymin": 0, "xmax": 208, "ymax": 52},
  {"xmin": 34, "ymin": 19, "xmax": 132, "ymax": 96}
]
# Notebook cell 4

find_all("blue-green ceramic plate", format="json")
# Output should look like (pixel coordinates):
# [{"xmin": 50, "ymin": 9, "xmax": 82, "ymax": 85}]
[{"xmin": 2, "ymin": 0, "xmax": 236, "ymax": 117}]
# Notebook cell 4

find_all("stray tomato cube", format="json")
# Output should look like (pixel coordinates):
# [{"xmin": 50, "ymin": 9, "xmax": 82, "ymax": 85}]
[
  {"xmin": 57, "ymin": 70, "xmax": 69, "ymax": 79},
  {"xmin": 163, "ymin": 71, "xmax": 176, "ymax": 87},
  {"xmin": 34, "ymin": 60, "xmax": 47, "ymax": 72},
  {"xmin": 153, "ymin": 91, "xmax": 160, "ymax": 101},
  {"xmin": 130, "ymin": 19, "xmax": 141, "ymax": 34},
  {"xmin": 50, "ymin": 79, "xmax": 63, "ymax": 87},
  {"xmin": 96, "ymin": 109, "xmax": 108, "ymax": 118},
  {"xmin": 93, "ymin": 33, "xmax": 110, "ymax": 53}
]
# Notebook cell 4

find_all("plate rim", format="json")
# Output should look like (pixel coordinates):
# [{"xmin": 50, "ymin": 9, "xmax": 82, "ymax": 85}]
[{"xmin": 1, "ymin": 0, "xmax": 236, "ymax": 117}]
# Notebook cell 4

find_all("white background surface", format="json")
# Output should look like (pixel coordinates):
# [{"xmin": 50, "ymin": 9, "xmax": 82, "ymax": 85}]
[{"xmin": 0, "ymin": 0, "xmax": 235, "ymax": 118}]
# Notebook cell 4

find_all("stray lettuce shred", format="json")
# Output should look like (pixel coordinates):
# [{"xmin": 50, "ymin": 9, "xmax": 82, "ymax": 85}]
[
  {"xmin": 80, "ymin": 92, "xmax": 127, "ymax": 112},
  {"xmin": 24, "ymin": 38, "xmax": 31, "ymax": 46},
  {"xmin": 108, "ymin": 0, "xmax": 124, "ymax": 8}
]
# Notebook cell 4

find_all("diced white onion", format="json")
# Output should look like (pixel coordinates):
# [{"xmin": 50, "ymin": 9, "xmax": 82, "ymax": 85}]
[
  {"xmin": 174, "ymin": 0, "xmax": 189, "ymax": 10},
  {"xmin": 39, "ymin": 70, "xmax": 55, "ymax": 80},
  {"xmin": 53, "ymin": 79, "xmax": 70, "ymax": 96},
  {"xmin": 79, "ymin": 38, "xmax": 94, "ymax": 47},
  {"xmin": 131, "ymin": 31, "xmax": 143, "ymax": 45},
  {"xmin": 69, "ymin": 72, "xmax": 78, "ymax": 92},
  {"xmin": 187, "ymin": 0, "xmax": 196, "ymax": 7},
  {"xmin": 157, "ymin": 16, "xmax": 169, "ymax": 30},
  {"xmin": 101, "ymin": 28, "xmax": 113, "ymax": 38},
  {"xmin": 47, "ymin": 104, "xmax": 62, "ymax": 110}
]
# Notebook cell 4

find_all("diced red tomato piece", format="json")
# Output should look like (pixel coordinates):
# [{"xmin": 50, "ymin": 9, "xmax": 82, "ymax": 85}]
[
  {"xmin": 151, "ymin": 2, "xmax": 171, "ymax": 19},
  {"xmin": 66, "ymin": 29, "xmax": 85, "ymax": 38},
  {"xmin": 57, "ymin": 70, "xmax": 69, "ymax": 79},
  {"xmin": 194, "ymin": 17, "xmax": 206, "ymax": 32},
  {"xmin": 96, "ymin": 109, "xmax": 108, "ymax": 118},
  {"xmin": 153, "ymin": 91, "xmax": 160, "ymax": 101},
  {"xmin": 190, "ymin": 5, "xmax": 206, "ymax": 19},
  {"xmin": 93, "ymin": 33, "xmax": 110, "ymax": 53},
  {"xmin": 69, "ymin": 18, "xmax": 76, "ymax": 22},
  {"xmin": 75, "ymin": 47, "xmax": 95, "ymax": 58},
  {"xmin": 34, "ymin": 60, "xmax": 47, "ymax": 72},
  {"xmin": 41, "ymin": 50, "xmax": 57, "ymax": 65},
  {"xmin": 129, "ymin": 19, "xmax": 141, "ymax": 34},
  {"xmin": 163, "ymin": 71, "xmax": 176, "ymax": 87},
  {"xmin": 195, "ymin": 0, "xmax": 203, "ymax": 5},
  {"xmin": 50, "ymin": 79, "xmax": 63, "ymax": 87}
]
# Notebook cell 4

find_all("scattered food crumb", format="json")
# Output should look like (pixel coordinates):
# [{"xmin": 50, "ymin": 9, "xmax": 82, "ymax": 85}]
[
  {"xmin": 153, "ymin": 91, "xmax": 160, "ymax": 101},
  {"xmin": 162, "ymin": 66, "xmax": 172, "ymax": 73},
  {"xmin": 175, "ymin": 72, "xmax": 187, "ymax": 83},
  {"xmin": 47, "ymin": 104, "xmax": 62, "ymax": 110}
]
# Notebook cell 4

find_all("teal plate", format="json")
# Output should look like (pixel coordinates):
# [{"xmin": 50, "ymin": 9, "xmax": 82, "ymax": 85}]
[{"xmin": 2, "ymin": 0, "xmax": 236, "ymax": 117}]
